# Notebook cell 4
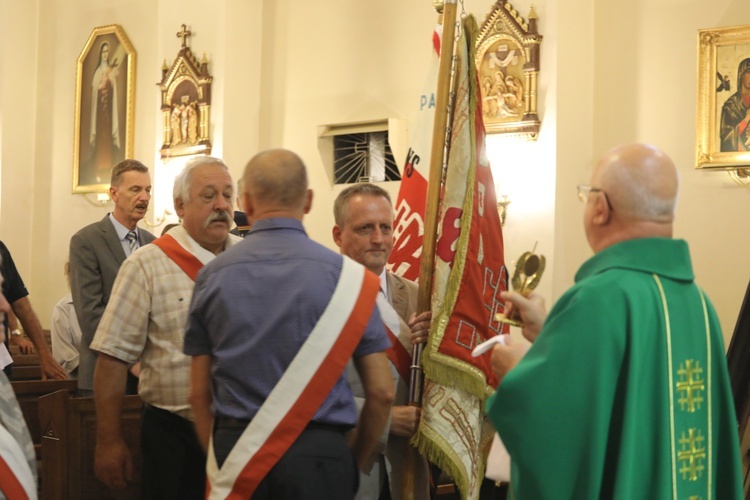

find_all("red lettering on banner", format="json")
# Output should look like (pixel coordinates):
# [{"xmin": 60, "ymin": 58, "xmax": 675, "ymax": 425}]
[
  {"xmin": 390, "ymin": 199, "xmax": 425, "ymax": 280},
  {"xmin": 436, "ymin": 207, "xmax": 462, "ymax": 265}
]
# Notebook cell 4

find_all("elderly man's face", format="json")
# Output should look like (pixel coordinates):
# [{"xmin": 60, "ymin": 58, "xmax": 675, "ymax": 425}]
[
  {"xmin": 176, "ymin": 164, "xmax": 233, "ymax": 254},
  {"xmin": 333, "ymin": 194, "xmax": 394, "ymax": 275},
  {"xmin": 110, "ymin": 170, "xmax": 152, "ymax": 229}
]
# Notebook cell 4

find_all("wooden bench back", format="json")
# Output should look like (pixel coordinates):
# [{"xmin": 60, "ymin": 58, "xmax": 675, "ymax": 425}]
[
  {"xmin": 11, "ymin": 379, "xmax": 78, "ymax": 446},
  {"xmin": 39, "ymin": 391, "xmax": 143, "ymax": 500}
]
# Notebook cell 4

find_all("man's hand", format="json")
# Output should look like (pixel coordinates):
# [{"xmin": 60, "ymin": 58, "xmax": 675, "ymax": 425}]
[
  {"xmin": 407, "ymin": 311, "xmax": 431, "ymax": 345},
  {"xmin": 390, "ymin": 405, "xmax": 421, "ymax": 438},
  {"xmin": 95, "ymin": 437, "xmax": 132, "ymax": 490},
  {"xmin": 9, "ymin": 335, "xmax": 35, "ymax": 354},
  {"xmin": 500, "ymin": 291, "xmax": 547, "ymax": 343},
  {"xmin": 490, "ymin": 337, "xmax": 530, "ymax": 383},
  {"xmin": 40, "ymin": 354, "xmax": 69, "ymax": 380}
]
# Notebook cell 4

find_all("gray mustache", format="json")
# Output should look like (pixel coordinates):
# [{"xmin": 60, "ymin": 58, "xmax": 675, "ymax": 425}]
[{"xmin": 204, "ymin": 211, "xmax": 232, "ymax": 227}]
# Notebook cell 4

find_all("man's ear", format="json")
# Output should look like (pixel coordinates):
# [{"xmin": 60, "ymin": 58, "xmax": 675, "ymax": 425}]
[
  {"xmin": 242, "ymin": 192, "xmax": 254, "ymax": 217},
  {"xmin": 303, "ymin": 189, "xmax": 313, "ymax": 214},
  {"xmin": 332, "ymin": 225, "xmax": 343, "ymax": 248},
  {"xmin": 591, "ymin": 194, "xmax": 611, "ymax": 226},
  {"xmin": 109, "ymin": 185, "xmax": 118, "ymax": 202},
  {"xmin": 174, "ymin": 197, "xmax": 185, "ymax": 219}
]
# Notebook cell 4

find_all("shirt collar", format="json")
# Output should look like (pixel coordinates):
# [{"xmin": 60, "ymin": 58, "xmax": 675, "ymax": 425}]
[
  {"xmin": 247, "ymin": 218, "xmax": 307, "ymax": 236},
  {"xmin": 379, "ymin": 269, "xmax": 389, "ymax": 299},
  {"xmin": 575, "ymin": 237, "xmax": 694, "ymax": 283},
  {"xmin": 109, "ymin": 213, "xmax": 137, "ymax": 242},
  {"xmin": 167, "ymin": 224, "xmax": 240, "ymax": 265}
]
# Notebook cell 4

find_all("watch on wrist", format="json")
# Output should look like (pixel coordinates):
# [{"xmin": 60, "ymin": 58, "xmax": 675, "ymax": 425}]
[{"xmin": 10, "ymin": 329, "xmax": 21, "ymax": 337}]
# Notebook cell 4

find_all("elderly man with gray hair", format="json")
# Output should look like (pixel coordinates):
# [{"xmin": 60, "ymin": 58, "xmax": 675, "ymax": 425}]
[{"xmin": 91, "ymin": 156, "xmax": 240, "ymax": 499}]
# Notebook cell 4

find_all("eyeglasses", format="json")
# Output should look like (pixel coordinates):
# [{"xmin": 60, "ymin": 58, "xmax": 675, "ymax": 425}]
[{"xmin": 577, "ymin": 184, "xmax": 614, "ymax": 211}]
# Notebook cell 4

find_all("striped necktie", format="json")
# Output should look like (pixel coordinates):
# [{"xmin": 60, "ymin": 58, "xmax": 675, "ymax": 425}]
[{"xmin": 126, "ymin": 230, "xmax": 138, "ymax": 255}]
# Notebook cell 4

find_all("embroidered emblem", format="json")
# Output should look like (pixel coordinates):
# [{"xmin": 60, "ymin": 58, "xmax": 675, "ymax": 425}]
[
  {"xmin": 676, "ymin": 360, "xmax": 705, "ymax": 413},
  {"xmin": 677, "ymin": 428, "xmax": 706, "ymax": 481}
]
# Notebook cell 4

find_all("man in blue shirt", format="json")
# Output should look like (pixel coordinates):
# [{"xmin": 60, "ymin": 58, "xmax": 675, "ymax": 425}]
[{"xmin": 185, "ymin": 149, "xmax": 394, "ymax": 499}]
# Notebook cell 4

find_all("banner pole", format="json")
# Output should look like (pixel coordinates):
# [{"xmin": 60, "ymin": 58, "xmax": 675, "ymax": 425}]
[{"xmin": 402, "ymin": 2, "xmax": 458, "ymax": 498}]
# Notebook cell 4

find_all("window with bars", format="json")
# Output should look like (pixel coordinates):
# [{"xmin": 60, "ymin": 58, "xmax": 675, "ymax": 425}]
[{"xmin": 332, "ymin": 131, "xmax": 400, "ymax": 184}]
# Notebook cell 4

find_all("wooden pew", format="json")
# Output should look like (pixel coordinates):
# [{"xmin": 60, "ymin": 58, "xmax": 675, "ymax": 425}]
[
  {"xmin": 11, "ymin": 379, "xmax": 78, "ymax": 450},
  {"xmin": 39, "ymin": 390, "xmax": 143, "ymax": 500}
]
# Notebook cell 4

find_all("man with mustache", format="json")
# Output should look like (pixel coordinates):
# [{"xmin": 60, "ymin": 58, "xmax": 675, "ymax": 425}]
[
  {"xmin": 91, "ymin": 157, "xmax": 240, "ymax": 498},
  {"xmin": 70, "ymin": 159, "xmax": 155, "ymax": 396}
]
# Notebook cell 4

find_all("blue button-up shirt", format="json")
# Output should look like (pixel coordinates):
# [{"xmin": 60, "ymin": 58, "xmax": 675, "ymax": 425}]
[{"xmin": 185, "ymin": 218, "xmax": 389, "ymax": 426}]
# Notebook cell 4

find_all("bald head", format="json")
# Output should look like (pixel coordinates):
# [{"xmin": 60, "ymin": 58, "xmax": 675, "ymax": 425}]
[
  {"xmin": 242, "ymin": 149, "xmax": 311, "ymax": 220},
  {"xmin": 584, "ymin": 144, "xmax": 679, "ymax": 252},
  {"xmin": 594, "ymin": 144, "xmax": 679, "ymax": 222}
]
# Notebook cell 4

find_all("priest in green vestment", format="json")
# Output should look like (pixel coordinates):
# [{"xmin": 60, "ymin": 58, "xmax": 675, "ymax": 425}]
[{"xmin": 486, "ymin": 143, "xmax": 743, "ymax": 500}]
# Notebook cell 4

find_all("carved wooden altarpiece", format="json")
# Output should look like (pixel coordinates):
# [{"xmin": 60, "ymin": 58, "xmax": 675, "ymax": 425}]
[
  {"xmin": 159, "ymin": 24, "xmax": 212, "ymax": 158},
  {"xmin": 475, "ymin": 1, "xmax": 542, "ymax": 138}
]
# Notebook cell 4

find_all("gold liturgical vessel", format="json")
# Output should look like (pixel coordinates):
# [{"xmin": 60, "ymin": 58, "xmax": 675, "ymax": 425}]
[{"xmin": 496, "ymin": 246, "xmax": 545, "ymax": 327}]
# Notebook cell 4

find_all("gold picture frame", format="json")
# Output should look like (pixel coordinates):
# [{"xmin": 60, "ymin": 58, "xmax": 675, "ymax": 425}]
[
  {"xmin": 696, "ymin": 25, "xmax": 750, "ymax": 170},
  {"xmin": 475, "ymin": 1, "xmax": 542, "ymax": 139},
  {"xmin": 73, "ymin": 25, "xmax": 136, "ymax": 193}
]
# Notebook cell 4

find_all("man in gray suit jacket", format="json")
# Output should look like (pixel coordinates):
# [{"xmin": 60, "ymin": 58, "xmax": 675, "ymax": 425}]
[
  {"xmin": 69, "ymin": 159, "xmax": 155, "ymax": 395},
  {"xmin": 333, "ymin": 183, "xmax": 431, "ymax": 500}
]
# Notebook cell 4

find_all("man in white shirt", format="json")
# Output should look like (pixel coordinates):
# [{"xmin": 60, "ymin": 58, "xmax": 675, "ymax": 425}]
[
  {"xmin": 332, "ymin": 183, "xmax": 432, "ymax": 500},
  {"xmin": 51, "ymin": 262, "xmax": 83, "ymax": 376},
  {"xmin": 91, "ymin": 157, "xmax": 239, "ymax": 499}
]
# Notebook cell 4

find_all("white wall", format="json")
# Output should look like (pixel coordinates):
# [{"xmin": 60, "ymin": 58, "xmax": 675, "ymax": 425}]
[{"xmin": 0, "ymin": 0, "xmax": 748, "ymax": 349}]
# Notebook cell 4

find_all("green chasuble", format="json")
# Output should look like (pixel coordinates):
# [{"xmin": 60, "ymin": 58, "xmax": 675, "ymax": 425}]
[{"xmin": 486, "ymin": 238, "xmax": 742, "ymax": 500}]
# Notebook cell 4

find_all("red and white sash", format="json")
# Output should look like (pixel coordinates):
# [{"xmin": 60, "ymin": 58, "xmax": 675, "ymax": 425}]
[
  {"xmin": 376, "ymin": 294, "xmax": 412, "ymax": 384},
  {"xmin": 152, "ymin": 234, "xmax": 204, "ymax": 281},
  {"xmin": 206, "ymin": 256, "xmax": 380, "ymax": 499},
  {"xmin": 0, "ymin": 424, "xmax": 35, "ymax": 500}
]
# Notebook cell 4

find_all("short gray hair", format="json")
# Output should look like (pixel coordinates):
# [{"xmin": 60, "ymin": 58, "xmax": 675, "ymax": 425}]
[
  {"xmin": 111, "ymin": 159, "xmax": 149, "ymax": 186},
  {"xmin": 333, "ymin": 183, "xmax": 392, "ymax": 227},
  {"xmin": 173, "ymin": 156, "xmax": 230, "ymax": 203}
]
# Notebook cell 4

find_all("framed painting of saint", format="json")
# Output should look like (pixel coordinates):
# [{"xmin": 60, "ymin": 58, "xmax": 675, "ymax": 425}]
[
  {"xmin": 73, "ymin": 25, "xmax": 136, "ymax": 193},
  {"xmin": 696, "ymin": 25, "xmax": 750, "ymax": 170}
]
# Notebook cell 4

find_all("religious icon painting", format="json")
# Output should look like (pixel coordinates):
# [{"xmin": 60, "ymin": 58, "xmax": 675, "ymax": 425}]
[
  {"xmin": 73, "ymin": 25, "xmax": 136, "ymax": 193},
  {"xmin": 475, "ymin": 1, "xmax": 542, "ymax": 139},
  {"xmin": 696, "ymin": 24, "xmax": 750, "ymax": 170},
  {"xmin": 159, "ymin": 24, "xmax": 213, "ymax": 159}
]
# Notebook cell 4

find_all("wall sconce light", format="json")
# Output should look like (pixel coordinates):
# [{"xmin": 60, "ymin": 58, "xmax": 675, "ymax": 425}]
[
  {"xmin": 729, "ymin": 168, "xmax": 750, "ymax": 187},
  {"xmin": 497, "ymin": 195, "xmax": 511, "ymax": 226},
  {"xmin": 144, "ymin": 208, "xmax": 174, "ymax": 227},
  {"xmin": 80, "ymin": 191, "xmax": 110, "ymax": 207}
]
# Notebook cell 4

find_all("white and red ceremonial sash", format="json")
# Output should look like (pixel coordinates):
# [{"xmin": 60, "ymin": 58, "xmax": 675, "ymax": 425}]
[
  {"xmin": 205, "ymin": 256, "xmax": 380, "ymax": 500},
  {"xmin": 376, "ymin": 294, "xmax": 412, "ymax": 384},
  {"xmin": 152, "ymin": 234, "xmax": 204, "ymax": 281},
  {"xmin": 388, "ymin": 24, "xmax": 442, "ymax": 281},
  {"xmin": 0, "ymin": 424, "xmax": 35, "ymax": 500}
]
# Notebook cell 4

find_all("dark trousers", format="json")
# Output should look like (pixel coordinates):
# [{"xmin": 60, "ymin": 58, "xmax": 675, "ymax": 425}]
[
  {"xmin": 141, "ymin": 404, "xmax": 206, "ymax": 500},
  {"xmin": 213, "ymin": 420, "xmax": 358, "ymax": 499}
]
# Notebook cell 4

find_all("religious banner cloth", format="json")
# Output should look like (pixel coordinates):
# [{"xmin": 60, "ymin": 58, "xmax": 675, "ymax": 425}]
[
  {"xmin": 388, "ymin": 24, "xmax": 442, "ymax": 281},
  {"xmin": 412, "ymin": 15, "xmax": 509, "ymax": 500}
]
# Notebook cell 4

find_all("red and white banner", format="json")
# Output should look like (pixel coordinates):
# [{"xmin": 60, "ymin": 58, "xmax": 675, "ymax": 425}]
[
  {"xmin": 413, "ymin": 16, "xmax": 509, "ymax": 500},
  {"xmin": 388, "ymin": 25, "xmax": 442, "ymax": 282}
]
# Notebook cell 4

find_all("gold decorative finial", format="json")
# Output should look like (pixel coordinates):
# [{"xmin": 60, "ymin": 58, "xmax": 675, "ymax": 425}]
[
  {"xmin": 162, "ymin": 59, "xmax": 169, "ymax": 70},
  {"xmin": 432, "ymin": 0, "xmax": 444, "ymax": 14},
  {"xmin": 201, "ymin": 53, "xmax": 208, "ymax": 64},
  {"xmin": 176, "ymin": 24, "xmax": 191, "ymax": 48},
  {"xmin": 529, "ymin": 4, "xmax": 538, "ymax": 20}
]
